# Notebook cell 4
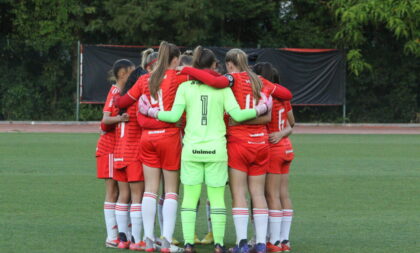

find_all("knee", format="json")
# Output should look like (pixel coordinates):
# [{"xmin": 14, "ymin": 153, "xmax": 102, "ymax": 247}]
[{"xmin": 265, "ymin": 189, "xmax": 279, "ymax": 203}]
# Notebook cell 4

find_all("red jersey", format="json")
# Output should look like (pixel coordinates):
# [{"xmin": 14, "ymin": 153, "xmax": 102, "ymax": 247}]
[
  {"xmin": 133, "ymin": 70, "xmax": 188, "ymax": 129},
  {"xmin": 268, "ymin": 99, "xmax": 292, "ymax": 146},
  {"xmin": 96, "ymin": 85, "xmax": 120, "ymax": 156},
  {"xmin": 113, "ymin": 101, "xmax": 142, "ymax": 169},
  {"xmin": 227, "ymin": 72, "xmax": 271, "ymax": 144}
]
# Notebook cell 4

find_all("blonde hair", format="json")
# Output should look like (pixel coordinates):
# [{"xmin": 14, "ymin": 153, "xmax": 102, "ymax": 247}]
[
  {"xmin": 149, "ymin": 41, "xmax": 180, "ymax": 99},
  {"xmin": 225, "ymin": 48, "xmax": 263, "ymax": 100},
  {"xmin": 141, "ymin": 48, "xmax": 158, "ymax": 70}
]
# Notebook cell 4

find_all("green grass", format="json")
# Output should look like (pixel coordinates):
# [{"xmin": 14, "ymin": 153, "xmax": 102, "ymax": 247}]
[{"xmin": 0, "ymin": 133, "xmax": 419, "ymax": 253}]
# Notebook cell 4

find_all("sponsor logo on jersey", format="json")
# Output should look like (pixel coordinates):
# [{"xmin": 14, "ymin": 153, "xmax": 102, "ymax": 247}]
[
  {"xmin": 192, "ymin": 149, "xmax": 216, "ymax": 154},
  {"xmin": 250, "ymin": 133, "xmax": 265, "ymax": 137},
  {"xmin": 148, "ymin": 130, "xmax": 165, "ymax": 134}
]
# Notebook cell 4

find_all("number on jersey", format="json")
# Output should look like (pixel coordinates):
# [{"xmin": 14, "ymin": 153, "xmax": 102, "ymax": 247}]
[
  {"xmin": 278, "ymin": 108, "xmax": 285, "ymax": 130},
  {"xmin": 201, "ymin": 95, "xmax": 208, "ymax": 125},
  {"xmin": 245, "ymin": 94, "xmax": 257, "ymax": 109}
]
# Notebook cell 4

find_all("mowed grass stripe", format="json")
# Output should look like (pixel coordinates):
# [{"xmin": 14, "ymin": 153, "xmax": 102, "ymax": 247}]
[{"xmin": 0, "ymin": 133, "xmax": 419, "ymax": 253}]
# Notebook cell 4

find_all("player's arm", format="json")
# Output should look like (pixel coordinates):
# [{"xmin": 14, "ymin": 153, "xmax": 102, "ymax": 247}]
[
  {"xmin": 113, "ymin": 78, "xmax": 143, "ymax": 108},
  {"xmin": 262, "ymin": 77, "xmax": 293, "ymax": 101},
  {"xmin": 268, "ymin": 119, "xmax": 293, "ymax": 144},
  {"xmin": 230, "ymin": 109, "xmax": 272, "ymax": 126},
  {"xmin": 180, "ymin": 67, "xmax": 233, "ymax": 88},
  {"xmin": 102, "ymin": 111, "xmax": 129, "ymax": 125},
  {"xmin": 287, "ymin": 109, "xmax": 295, "ymax": 127}
]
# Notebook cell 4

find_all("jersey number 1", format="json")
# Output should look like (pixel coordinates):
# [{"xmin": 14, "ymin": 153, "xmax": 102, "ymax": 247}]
[{"xmin": 201, "ymin": 95, "xmax": 208, "ymax": 125}]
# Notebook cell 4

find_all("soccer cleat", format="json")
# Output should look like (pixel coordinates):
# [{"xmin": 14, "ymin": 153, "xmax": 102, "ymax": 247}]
[
  {"xmin": 266, "ymin": 241, "xmax": 283, "ymax": 252},
  {"xmin": 129, "ymin": 241, "xmax": 146, "ymax": 251},
  {"xmin": 145, "ymin": 237, "xmax": 156, "ymax": 252},
  {"xmin": 280, "ymin": 240, "xmax": 291, "ymax": 252},
  {"xmin": 184, "ymin": 243, "xmax": 195, "ymax": 253},
  {"xmin": 214, "ymin": 243, "xmax": 227, "ymax": 253},
  {"xmin": 173, "ymin": 237, "xmax": 181, "ymax": 246},
  {"xmin": 200, "ymin": 232, "xmax": 214, "ymax": 244},
  {"xmin": 229, "ymin": 239, "xmax": 250, "ymax": 253},
  {"xmin": 118, "ymin": 232, "xmax": 130, "ymax": 249},
  {"xmin": 194, "ymin": 234, "xmax": 201, "ymax": 244},
  {"xmin": 253, "ymin": 243, "xmax": 267, "ymax": 253},
  {"xmin": 105, "ymin": 239, "xmax": 119, "ymax": 248},
  {"xmin": 118, "ymin": 240, "xmax": 130, "ymax": 249},
  {"xmin": 160, "ymin": 237, "xmax": 184, "ymax": 252}
]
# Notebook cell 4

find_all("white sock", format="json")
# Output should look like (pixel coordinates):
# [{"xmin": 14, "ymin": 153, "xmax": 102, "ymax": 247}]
[
  {"xmin": 158, "ymin": 195, "xmax": 164, "ymax": 236},
  {"xmin": 253, "ymin": 208, "xmax": 269, "ymax": 244},
  {"xmin": 269, "ymin": 210, "xmax": 283, "ymax": 244},
  {"xmin": 130, "ymin": 204, "xmax": 143, "ymax": 243},
  {"xmin": 115, "ymin": 203, "xmax": 130, "ymax": 240},
  {"xmin": 206, "ymin": 200, "xmax": 212, "ymax": 232},
  {"xmin": 280, "ymin": 209, "xmax": 293, "ymax": 242},
  {"xmin": 232, "ymin": 208, "xmax": 249, "ymax": 244},
  {"xmin": 142, "ymin": 192, "xmax": 157, "ymax": 240},
  {"xmin": 162, "ymin": 193, "xmax": 178, "ymax": 242},
  {"xmin": 104, "ymin": 202, "xmax": 118, "ymax": 241}
]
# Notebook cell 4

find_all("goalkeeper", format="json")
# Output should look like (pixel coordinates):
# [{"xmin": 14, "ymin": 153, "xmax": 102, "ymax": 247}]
[{"xmin": 138, "ymin": 46, "xmax": 272, "ymax": 253}]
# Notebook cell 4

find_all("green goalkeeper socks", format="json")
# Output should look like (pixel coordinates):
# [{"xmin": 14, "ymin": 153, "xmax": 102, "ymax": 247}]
[
  {"xmin": 181, "ymin": 184, "xmax": 202, "ymax": 244},
  {"xmin": 207, "ymin": 185, "xmax": 226, "ymax": 246}
]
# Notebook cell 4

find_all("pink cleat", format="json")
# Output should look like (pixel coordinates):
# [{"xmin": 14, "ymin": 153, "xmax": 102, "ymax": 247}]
[
  {"xmin": 129, "ymin": 241, "xmax": 146, "ymax": 251},
  {"xmin": 105, "ymin": 239, "xmax": 120, "ymax": 248}
]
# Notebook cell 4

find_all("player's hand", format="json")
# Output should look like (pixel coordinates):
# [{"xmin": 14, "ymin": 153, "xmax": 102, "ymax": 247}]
[
  {"xmin": 255, "ymin": 93, "xmax": 273, "ymax": 116},
  {"xmin": 269, "ymin": 131, "xmax": 284, "ymax": 144},
  {"xmin": 175, "ymin": 66, "xmax": 185, "ymax": 73},
  {"xmin": 138, "ymin": 95, "xmax": 152, "ymax": 115},
  {"xmin": 138, "ymin": 95, "xmax": 160, "ymax": 118},
  {"xmin": 120, "ymin": 113, "xmax": 129, "ymax": 122}
]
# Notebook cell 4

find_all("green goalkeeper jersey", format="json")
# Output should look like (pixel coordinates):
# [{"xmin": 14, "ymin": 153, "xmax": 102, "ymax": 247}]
[{"xmin": 158, "ymin": 80, "xmax": 256, "ymax": 162}]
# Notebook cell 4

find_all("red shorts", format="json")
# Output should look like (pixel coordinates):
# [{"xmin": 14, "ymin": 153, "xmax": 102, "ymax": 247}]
[
  {"xmin": 113, "ymin": 160, "xmax": 144, "ymax": 182},
  {"xmin": 96, "ymin": 154, "xmax": 114, "ymax": 179},
  {"xmin": 268, "ymin": 144, "xmax": 294, "ymax": 174},
  {"xmin": 228, "ymin": 142, "xmax": 269, "ymax": 176},
  {"xmin": 140, "ymin": 128, "xmax": 181, "ymax": 171}
]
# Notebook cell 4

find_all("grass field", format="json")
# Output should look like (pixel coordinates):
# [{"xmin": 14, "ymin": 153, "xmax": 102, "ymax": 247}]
[{"xmin": 0, "ymin": 133, "xmax": 419, "ymax": 253}]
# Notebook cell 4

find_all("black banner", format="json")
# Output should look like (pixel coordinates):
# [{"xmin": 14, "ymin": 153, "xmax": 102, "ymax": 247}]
[{"xmin": 80, "ymin": 45, "xmax": 345, "ymax": 105}]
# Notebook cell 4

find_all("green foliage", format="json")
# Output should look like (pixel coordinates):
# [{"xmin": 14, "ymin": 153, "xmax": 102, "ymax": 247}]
[
  {"xmin": 0, "ymin": 0, "xmax": 418, "ymax": 122},
  {"xmin": 333, "ymin": 0, "xmax": 420, "ymax": 75}
]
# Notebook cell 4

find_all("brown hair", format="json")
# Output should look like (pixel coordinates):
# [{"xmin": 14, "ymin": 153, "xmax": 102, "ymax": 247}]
[
  {"xmin": 107, "ymin": 59, "xmax": 135, "ymax": 82},
  {"xmin": 192, "ymin": 46, "xmax": 217, "ymax": 69},
  {"xmin": 141, "ymin": 48, "xmax": 158, "ymax": 70},
  {"xmin": 225, "ymin": 48, "xmax": 263, "ymax": 100},
  {"xmin": 149, "ymin": 41, "xmax": 180, "ymax": 99}
]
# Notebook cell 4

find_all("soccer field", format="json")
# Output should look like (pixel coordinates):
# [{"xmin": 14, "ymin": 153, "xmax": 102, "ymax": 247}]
[{"xmin": 0, "ymin": 133, "xmax": 419, "ymax": 253}]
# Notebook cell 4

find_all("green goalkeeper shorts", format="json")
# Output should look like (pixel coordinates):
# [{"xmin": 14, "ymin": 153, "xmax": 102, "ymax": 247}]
[{"xmin": 181, "ymin": 161, "xmax": 228, "ymax": 187}]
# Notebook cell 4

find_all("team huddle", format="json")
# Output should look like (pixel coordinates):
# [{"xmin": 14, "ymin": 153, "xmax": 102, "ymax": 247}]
[{"xmin": 96, "ymin": 41, "xmax": 295, "ymax": 253}]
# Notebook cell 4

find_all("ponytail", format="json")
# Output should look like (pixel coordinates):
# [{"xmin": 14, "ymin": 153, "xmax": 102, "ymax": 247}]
[
  {"xmin": 192, "ymin": 46, "xmax": 217, "ymax": 69},
  {"xmin": 149, "ymin": 41, "xmax": 180, "ymax": 99},
  {"xmin": 226, "ymin": 48, "xmax": 263, "ymax": 100}
]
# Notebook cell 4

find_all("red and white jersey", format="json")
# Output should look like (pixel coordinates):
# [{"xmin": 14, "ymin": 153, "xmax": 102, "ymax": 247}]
[
  {"xmin": 136, "ymin": 70, "xmax": 188, "ymax": 129},
  {"xmin": 113, "ymin": 101, "xmax": 142, "ymax": 169},
  {"xmin": 227, "ymin": 72, "xmax": 271, "ymax": 144},
  {"xmin": 268, "ymin": 98, "xmax": 292, "ymax": 146},
  {"xmin": 96, "ymin": 85, "xmax": 120, "ymax": 156}
]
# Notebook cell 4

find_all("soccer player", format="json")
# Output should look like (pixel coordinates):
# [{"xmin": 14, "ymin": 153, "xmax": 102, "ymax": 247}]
[
  {"xmin": 138, "ymin": 45, "xmax": 273, "ymax": 253},
  {"xmin": 112, "ymin": 49, "xmax": 158, "ymax": 250},
  {"xmin": 178, "ymin": 50, "xmax": 293, "ymax": 253},
  {"xmin": 95, "ymin": 59, "xmax": 133, "ymax": 248},
  {"xmin": 253, "ymin": 63, "xmax": 295, "ymax": 252}
]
